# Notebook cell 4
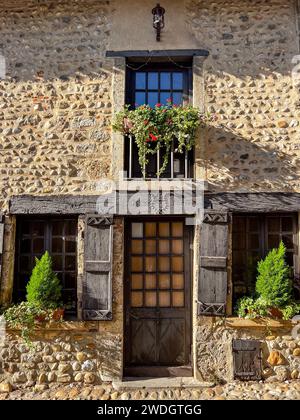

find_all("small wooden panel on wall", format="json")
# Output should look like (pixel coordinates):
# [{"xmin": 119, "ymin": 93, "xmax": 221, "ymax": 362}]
[{"xmin": 232, "ymin": 339, "xmax": 262, "ymax": 381}]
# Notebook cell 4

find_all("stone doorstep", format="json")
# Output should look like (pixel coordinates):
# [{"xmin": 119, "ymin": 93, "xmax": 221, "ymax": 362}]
[{"xmin": 112, "ymin": 377, "xmax": 215, "ymax": 390}]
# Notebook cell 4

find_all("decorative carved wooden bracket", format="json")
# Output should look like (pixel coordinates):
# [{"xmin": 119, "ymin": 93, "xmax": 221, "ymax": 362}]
[{"xmin": 86, "ymin": 216, "xmax": 113, "ymax": 226}]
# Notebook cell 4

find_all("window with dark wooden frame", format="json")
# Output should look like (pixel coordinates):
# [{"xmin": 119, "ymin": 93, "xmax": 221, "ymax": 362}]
[
  {"xmin": 14, "ymin": 218, "xmax": 78, "ymax": 316},
  {"xmin": 232, "ymin": 213, "xmax": 298, "ymax": 305},
  {"xmin": 125, "ymin": 62, "xmax": 194, "ymax": 179}
]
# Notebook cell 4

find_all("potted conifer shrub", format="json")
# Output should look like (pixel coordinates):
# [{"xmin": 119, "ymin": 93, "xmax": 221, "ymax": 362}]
[
  {"xmin": 26, "ymin": 251, "xmax": 64, "ymax": 321},
  {"xmin": 236, "ymin": 241, "xmax": 300, "ymax": 320}
]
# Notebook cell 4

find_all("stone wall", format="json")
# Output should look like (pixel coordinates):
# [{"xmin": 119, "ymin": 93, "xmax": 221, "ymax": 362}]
[
  {"xmin": 0, "ymin": 325, "xmax": 122, "ymax": 389},
  {"xmin": 0, "ymin": 0, "xmax": 113, "ymax": 213},
  {"xmin": 196, "ymin": 318, "xmax": 300, "ymax": 383},
  {"xmin": 187, "ymin": 0, "xmax": 300, "ymax": 192},
  {"xmin": 0, "ymin": 0, "xmax": 299, "ymax": 212}
]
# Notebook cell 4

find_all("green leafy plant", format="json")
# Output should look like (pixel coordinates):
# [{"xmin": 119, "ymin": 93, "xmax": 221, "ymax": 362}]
[
  {"xmin": 113, "ymin": 102, "xmax": 214, "ymax": 177},
  {"xmin": 4, "ymin": 302, "xmax": 53, "ymax": 345},
  {"xmin": 281, "ymin": 303, "xmax": 300, "ymax": 321},
  {"xmin": 235, "ymin": 296, "xmax": 269, "ymax": 319},
  {"xmin": 256, "ymin": 241, "xmax": 292, "ymax": 307},
  {"xmin": 26, "ymin": 251, "xmax": 62, "ymax": 309}
]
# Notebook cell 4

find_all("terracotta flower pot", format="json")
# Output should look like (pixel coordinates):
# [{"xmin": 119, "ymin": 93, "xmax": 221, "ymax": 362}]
[
  {"xmin": 52, "ymin": 308, "xmax": 65, "ymax": 321},
  {"xmin": 35, "ymin": 313, "xmax": 46, "ymax": 322},
  {"xmin": 269, "ymin": 307, "xmax": 283, "ymax": 319}
]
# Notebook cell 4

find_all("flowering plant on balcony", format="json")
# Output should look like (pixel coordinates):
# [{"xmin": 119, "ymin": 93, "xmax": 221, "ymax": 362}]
[{"xmin": 113, "ymin": 101, "xmax": 212, "ymax": 177}]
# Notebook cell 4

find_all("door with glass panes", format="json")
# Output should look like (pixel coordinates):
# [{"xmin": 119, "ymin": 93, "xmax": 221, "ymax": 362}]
[{"xmin": 124, "ymin": 219, "xmax": 192, "ymax": 377}]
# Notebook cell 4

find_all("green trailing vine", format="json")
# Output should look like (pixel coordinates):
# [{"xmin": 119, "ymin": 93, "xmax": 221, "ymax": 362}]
[{"xmin": 113, "ymin": 102, "xmax": 213, "ymax": 177}]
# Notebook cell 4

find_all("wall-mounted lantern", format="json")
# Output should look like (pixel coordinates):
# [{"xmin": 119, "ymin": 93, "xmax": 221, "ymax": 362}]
[{"xmin": 152, "ymin": 3, "xmax": 165, "ymax": 42}]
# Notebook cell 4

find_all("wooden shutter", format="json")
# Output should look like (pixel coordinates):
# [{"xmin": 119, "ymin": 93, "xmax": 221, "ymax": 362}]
[
  {"xmin": 233, "ymin": 339, "xmax": 262, "ymax": 381},
  {"xmin": 0, "ymin": 215, "xmax": 4, "ymax": 279},
  {"xmin": 198, "ymin": 211, "xmax": 229, "ymax": 316},
  {"xmin": 83, "ymin": 215, "xmax": 113, "ymax": 320}
]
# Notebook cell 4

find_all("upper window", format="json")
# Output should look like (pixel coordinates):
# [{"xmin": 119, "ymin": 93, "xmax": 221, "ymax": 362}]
[
  {"xmin": 232, "ymin": 213, "xmax": 298, "ymax": 305},
  {"xmin": 14, "ymin": 217, "xmax": 78, "ymax": 316},
  {"xmin": 125, "ymin": 63, "xmax": 193, "ymax": 179}
]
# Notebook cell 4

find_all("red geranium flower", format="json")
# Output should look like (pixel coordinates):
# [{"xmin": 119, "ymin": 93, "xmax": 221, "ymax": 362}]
[
  {"xmin": 149, "ymin": 133, "xmax": 158, "ymax": 141},
  {"xmin": 155, "ymin": 103, "xmax": 162, "ymax": 107}
]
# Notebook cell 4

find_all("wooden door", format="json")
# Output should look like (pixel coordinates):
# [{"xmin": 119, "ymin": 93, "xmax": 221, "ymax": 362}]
[{"xmin": 124, "ymin": 219, "xmax": 192, "ymax": 377}]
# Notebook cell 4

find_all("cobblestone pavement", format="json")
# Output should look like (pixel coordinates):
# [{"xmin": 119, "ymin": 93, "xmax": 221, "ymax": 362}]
[{"xmin": 0, "ymin": 380, "xmax": 300, "ymax": 400}]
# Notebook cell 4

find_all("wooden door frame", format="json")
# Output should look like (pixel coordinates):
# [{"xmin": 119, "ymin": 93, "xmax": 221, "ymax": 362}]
[{"xmin": 123, "ymin": 216, "xmax": 193, "ymax": 377}]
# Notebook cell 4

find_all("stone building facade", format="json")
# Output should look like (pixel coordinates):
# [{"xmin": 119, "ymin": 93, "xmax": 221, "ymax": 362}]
[{"xmin": 1, "ymin": 0, "xmax": 300, "ymax": 388}]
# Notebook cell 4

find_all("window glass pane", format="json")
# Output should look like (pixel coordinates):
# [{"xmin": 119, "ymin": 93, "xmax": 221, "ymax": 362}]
[
  {"xmin": 267, "ymin": 217, "xmax": 280, "ymax": 232},
  {"xmin": 172, "ymin": 291, "xmax": 184, "ymax": 307},
  {"xmin": 20, "ymin": 238, "xmax": 31, "ymax": 253},
  {"xmin": 159, "ymin": 222, "xmax": 169, "ymax": 237},
  {"xmin": 20, "ymin": 256, "xmax": 30, "ymax": 271},
  {"xmin": 159, "ymin": 239, "xmax": 169, "ymax": 254},
  {"xmin": 148, "ymin": 92, "xmax": 159, "ymax": 107},
  {"xmin": 159, "ymin": 291, "xmax": 170, "ymax": 307},
  {"xmin": 132, "ymin": 256, "xmax": 143, "ymax": 272},
  {"xmin": 132, "ymin": 223, "xmax": 143, "ymax": 238},
  {"xmin": 65, "ymin": 256, "xmax": 76, "ymax": 271},
  {"xmin": 282, "ymin": 234, "xmax": 293, "ymax": 250},
  {"xmin": 159, "ymin": 256, "xmax": 170, "ymax": 272},
  {"xmin": 135, "ymin": 92, "xmax": 146, "ymax": 107},
  {"xmin": 145, "ymin": 291, "xmax": 157, "ymax": 307},
  {"xmin": 249, "ymin": 218, "xmax": 259, "ymax": 231},
  {"xmin": 148, "ymin": 72, "xmax": 158, "ymax": 89},
  {"xmin": 286, "ymin": 252, "xmax": 294, "ymax": 267},
  {"xmin": 136, "ymin": 72, "xmax": 146, "ymax": 89},
  {"xmin": 65, "ymin": 220, "xmax": 76, "ymax": 236},
  {"xmin": 232, "ymin": 250, "xmax": 246, "ymax": 266},
  {"xmin": 172, "ymin": 240, "xmax": 183, "ymax": 254},
  {"xmin": 65, "ymin": 239, "xmax": 76, "ymax": 253},
  {"xmin": 53, "ymin": 255, "xmax": 63, "ymax": 271},
  {"xmin": 52, "ymin": 237, "xmax": 63, "ymax": 253},
  {"xmin": 249, "ymin": 234, "xmax": 259, "ymax": 250},
  {"xmin": 173, "ymin": 73, "xmax": 183, "ymax": 89},
  {"xmin": 172, "ymin": 222, "xmax": 183, "ymax": 237},
  {"xmin": 131, "ymin": 291, "xmax": 143, "ymax": 307},
  {"xmin": 145, "ymin": 223, "xmax": 156, "ymax": 237},
  {"xmin": 282, "ymin": 217, "xmax": 293, "ymax": 232},
  {"xmin": 145, "ymin": 256, "xmax": 156, "ymax": 272},
  {"xmin": 172, "ymin": 274, "xmax": 184, "ymax": 289},
  {"xmin": 233, "ymin": 217, "xmax": 246, "ymax": 233},
  {"xmin": 145, "ymin": 274, "xmax": 156, "ymax": 289},
  {"xmin": 52, "ymin": 221, "xmax": 64, "ymax": 236},
  {"xmin": 32, "ymin": 222, "xmax": 44, "ymax": 236},
  {"xmin": 160, "ymin": 91, "xmax": 171, "ymax": 105},
  {"xmin": 172, "ymin": 256, "xmax": 183, "ymax": 271},
  {"xmin": 145, "ymin": 240, "xmax": 156, "ymax": 254},
  {"xmin": 33, "ymin": 238, "xmax": 44, "ymax": 253},
  {"xmin": 132, "ymin": 239, "xmax": 143, "ymax": 254},
  {"xmin": 160, "ymin": 72, "xmax": 171, "ymax": 89},
  {"xmin": 158, "ymin": 274, "xmax": 170, "ymax": 289},
  {"xmin": 268, "ymin": 234, "xmax": 280, "ymax": 249},
  {"xmin": 132, "ymin": 274, "xmax": 143, "ymax": 290},
  {"xmin": 65, "ymin": 273, "xmax": 76, "ymax": 289},
  {"xmin": 172, "ymin": 92, "xmax": 183, "ymax": 105}
]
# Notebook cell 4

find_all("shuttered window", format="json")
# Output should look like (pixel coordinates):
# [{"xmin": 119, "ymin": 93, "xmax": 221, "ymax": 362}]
[
  {"xmin": 232, "ymin": 213, "xmax": 298, "ymax": 304},
  {"xmin": 14, "ymin": 218, "xmax": 78, "ymax": 316}
]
